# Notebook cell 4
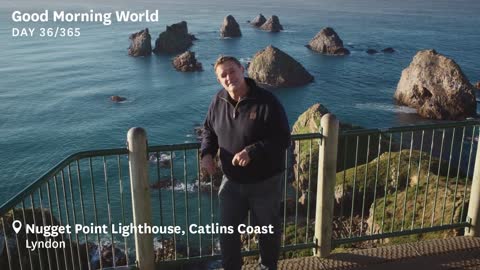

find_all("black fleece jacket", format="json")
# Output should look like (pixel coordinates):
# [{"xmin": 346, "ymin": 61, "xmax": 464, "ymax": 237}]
[{"xmin": 200, "ymin": 78, "xmax": 291, "ymax": 184}]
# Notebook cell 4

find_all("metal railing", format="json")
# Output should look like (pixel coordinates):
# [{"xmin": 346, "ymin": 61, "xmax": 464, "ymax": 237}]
[
  {"xmin": 1, "ymin": 115, "xmax": 479, "ymax": 270},
  {"xmin": 333, "ymin": 120, "xmax": 478, "ymax": 246}
]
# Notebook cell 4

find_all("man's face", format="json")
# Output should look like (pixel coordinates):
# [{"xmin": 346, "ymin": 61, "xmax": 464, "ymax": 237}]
[{"xmin": 215, "ymin": 61, "xmax": 245, "ymax": 93}]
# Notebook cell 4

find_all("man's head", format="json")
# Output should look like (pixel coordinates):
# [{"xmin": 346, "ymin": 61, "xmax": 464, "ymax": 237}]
[{"xmin": 214, "ymin": 56, "xmax": 247, "ymax": 96}]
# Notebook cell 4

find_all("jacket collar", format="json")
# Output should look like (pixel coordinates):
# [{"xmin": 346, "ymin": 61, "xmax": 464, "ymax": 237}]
[{"xmin": 218, "ymin": 77, "xmax": 260, "ymax": 100}]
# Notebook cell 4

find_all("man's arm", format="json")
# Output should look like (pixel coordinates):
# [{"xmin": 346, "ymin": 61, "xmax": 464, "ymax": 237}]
[
  {"xmin": 244, "ymin": 96, "xmax": 291, "ymax": 160},
  {"xmin": 200, "ymin": 100, "xmax": 219, "ymax": 174}
]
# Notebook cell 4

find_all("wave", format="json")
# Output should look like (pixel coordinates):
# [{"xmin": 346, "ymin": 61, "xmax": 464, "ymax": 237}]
[
  {"xmin": 162, "ymin": 179, "xmax": 216, "ymax": 193},
  {"xmin": 239, "ymin": 57, "xmax": 251, "ymax": 63},
  {"xmin": 354, "ymin": 103, "xmax": 417, "ymax": 113}
]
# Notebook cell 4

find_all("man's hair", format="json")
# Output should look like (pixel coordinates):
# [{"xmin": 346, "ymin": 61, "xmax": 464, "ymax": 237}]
[{"xmin": 213, "ymin": 55, "xmax": 242, "ymax": 71}]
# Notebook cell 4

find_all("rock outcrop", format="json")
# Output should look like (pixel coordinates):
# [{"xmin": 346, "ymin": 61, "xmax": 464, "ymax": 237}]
[
  {"xmin": 111, "ymin": 95, "xmax": 126, "ymax": 102},
  {"xmin": 335, "ymin": 150, "xmax": 455, "ymax": 216},
  {"xmin": 260, "ymin": 15, "xmax": 283, "ymax": 32},
  {"xmin": 474, "ymin": 81, "xmax": 480, "ymax": 89},
  {"xmin": 153, "ymin": 21, "xmax": 195, "ymax": 54},
  {"xmin": 172, "ymin": 51, "xmax": 203, "ymax": 72},
  {"xmin": 365, "ymin": 155, "xmax": 467, "ymax": 239},
  {"xmin": 306, "ymin": 27, "xmax": 350, "ymax": 55},
  {"xmin": 291, "ymin": 104, "xmax": 388, "ymax": 208},
  {"xmin": 250, "ymin": 14, "xmax": 266, "ymax": 27},
  {"xmin": 128, "ymin": 28, "xmax": 152, "ymax": 57},
  {"xmin": 247, "ymin": 45, "xmax": 313, "ymax": 87},
  {"xmin": 394, "ymin": 49, "xmax": 476, "ymax": 120},
  {"xmin": 382, "ymin": 47, "xmax": 395, "ymax": 53},
  {"xmin": 220, "ymin": 15, "xmax": 241, "ymax": 38}
]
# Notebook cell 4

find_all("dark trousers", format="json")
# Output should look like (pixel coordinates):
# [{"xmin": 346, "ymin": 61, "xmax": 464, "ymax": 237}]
[{"xmin": 218, "ymin": 173, "xmax": 283, "ymax": 270}]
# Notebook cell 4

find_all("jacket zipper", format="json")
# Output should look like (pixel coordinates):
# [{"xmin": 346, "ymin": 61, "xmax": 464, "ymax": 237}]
[{"xmin": 219, "ymin": 97, "xmax": 253, "ymax": 119}]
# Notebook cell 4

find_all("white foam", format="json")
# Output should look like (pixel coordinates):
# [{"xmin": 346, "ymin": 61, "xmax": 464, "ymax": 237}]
[
  {"xmin": 164, "ymin": 182, "xmax": 197, "ymax": 193},
  {"xmin": 354, "ymin": 103, "xmax": 417, "ymax": 113},
  {"xmin": 239, "ymin": 57, "xmax": 251, "ymax": 63}
]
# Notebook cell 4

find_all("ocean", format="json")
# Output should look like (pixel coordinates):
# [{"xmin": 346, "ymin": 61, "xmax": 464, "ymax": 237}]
[{"xmin": 0, "ymin": 0, "xmax": 479, "ymax": 206}]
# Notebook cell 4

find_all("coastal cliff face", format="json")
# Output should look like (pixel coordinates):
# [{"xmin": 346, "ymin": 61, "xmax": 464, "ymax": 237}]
[
  {"xmin": 172, "ymin": 51, "xmax": 203, "ymax": 72},
  {"xmin": 128, "ymin": 28, "xmax": 152, "ymax": 57},
  {"xmin": 291, "ymin": 104, "xmax": 388, "ymax": 209},
  {"xmin": 394, "ymin": 49, "xmax": 476, "ymax": 120},
  {"xmin": 307, "ymin": 27, "xmax": 350, "ymax": 55},
  {"xmin": 153, "ymin": 21, "xmax": 195, "ymax": 54},
  {"xmin": 247, "ymin": 45, "xmax": 313, "ymax": 88},
  {"xmin": 220, "ymin": 15, "xmax": 242, "ymax": 38}
]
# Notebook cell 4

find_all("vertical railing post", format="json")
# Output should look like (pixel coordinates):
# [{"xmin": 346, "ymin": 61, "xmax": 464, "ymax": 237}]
[
  {"xmin": 313, "ymin": 114, "xmax": 339, "ymax": 257},
  {"xmin": 466, "ymin": 131, "xmax": 480, "ymax": 237},
  {"xmin": 127, "ymin": 127, "xmax": 154, "ymax": 270}
]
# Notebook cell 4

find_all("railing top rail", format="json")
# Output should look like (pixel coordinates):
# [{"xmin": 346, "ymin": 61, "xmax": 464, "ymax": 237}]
[{"xmin": 341, "ymin": 119, "xmax": 480, "ymax": 136}]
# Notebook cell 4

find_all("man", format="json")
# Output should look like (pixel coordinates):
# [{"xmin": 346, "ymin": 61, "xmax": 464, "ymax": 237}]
[{"xmin": 200, "ymin": 56, "xmax": 291, "ymax": 270}]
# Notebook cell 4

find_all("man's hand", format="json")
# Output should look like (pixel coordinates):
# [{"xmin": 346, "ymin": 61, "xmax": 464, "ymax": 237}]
[
  {"xmin": 201, "ymin": 154, "xmax": 216, "ymax": 175},
  {"xmin": 232, "ymin": 149, "xmax": 251, "ymax": 167}
]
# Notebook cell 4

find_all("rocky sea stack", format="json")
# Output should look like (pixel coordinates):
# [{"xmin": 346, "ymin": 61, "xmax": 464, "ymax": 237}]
[
  {"xmin": 128, "ymin": 28, "xmax": 152, "ymax": 57},
  {"xmin": 306, "ymin": 27, "xmax": 350, "ymax": 55},
  {"xmin": 172, "ymin": 51, "xmax": 203, "ymax": 72},
  {"xmin": 260, "ymin": 15, "xmax": 283, "ymax": 32},
  {"xmin": 220, "ymin": 15, "xmax": 241, "ymax": 38},
  {"xmin": 247, "ymin": 45, "xmax": 313, "ymax": 88},
  {"xmin": 153, "ymin": 21, "xmax": 195, "ymax": 54},
  {"xmin": 250, "ymin": 14, "xmax": 267, "ymax": 27},
  {"xmin": 394, "ymin": 49, "xmax": 476, "ymax": 120}
]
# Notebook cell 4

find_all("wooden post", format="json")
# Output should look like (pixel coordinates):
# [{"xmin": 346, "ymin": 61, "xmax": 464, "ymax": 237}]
[
  {"xmin": 466, "ymin": 136, "xmax": 480, "ymax": 237},
  {"xmin": 127, "ymin": 127, "xmax": 154, "ymax": 270},
  {"xmin": 313, "ymin": 114, "xmax": 339, "ymax": 257}
]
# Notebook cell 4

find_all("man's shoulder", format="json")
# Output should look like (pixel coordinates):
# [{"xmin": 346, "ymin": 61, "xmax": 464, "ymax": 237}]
[{"xmin": 246, "ymin": 78, "xmax": 278, "ymax": 102}]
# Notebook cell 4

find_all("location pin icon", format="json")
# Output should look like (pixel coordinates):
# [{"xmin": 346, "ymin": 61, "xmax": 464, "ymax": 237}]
[{"xmin": 12, "ymin": 220, "xmax": 22, "ymax": 234}]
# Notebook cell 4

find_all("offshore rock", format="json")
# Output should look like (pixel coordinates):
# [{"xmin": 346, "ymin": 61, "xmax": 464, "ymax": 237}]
[
  {"xmin": 153, "ymin": 21, "xmax": 195, "ymax": 54},
  {"xmin": 172, "ymin": 51, "xmax": 203, "ymax": 72},
  {"xmin": 220, "ymin": 15, "xmax": 242, "ymax": 38},
  {"xmin": 250, "ymin": 14, "xmax": 267, "ymax": 27},
  {"xmin": 128, "ymin": 28, "xmax": 152, "ymax": 56},
  {"xmin": 306, "ymin": 27, "xmax": 350, "ymax": 55},
  {"xmin": 128, "ymin": 28, "xmax": 152, "ymax": 57},
  {"xmin": 382, "ymin": 47, "xmax": 395, "ymax": 53},
  {"xmin": 247, "ymin": 45, "xmax": 313, "ymax": 88},
  {"xmin": 366, "ymin": 49, "xmax": 378, "ymax": 54},
  {"xmin": 260, "ymin": 15, "xmax": 283, "ymax": 32},
  {"xmin": 111, "ymin": 95, "xmax": 126, "ymax": 102},
  {"xmin": 394, "ymin": 49, "xmax": 476, "ymax": 120}
]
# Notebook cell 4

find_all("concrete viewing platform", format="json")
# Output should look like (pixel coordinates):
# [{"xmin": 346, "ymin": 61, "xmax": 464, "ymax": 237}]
[{"xmin": 243, "ymin": 237, "xmax": 480, "ymax": 270}]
